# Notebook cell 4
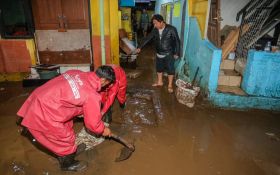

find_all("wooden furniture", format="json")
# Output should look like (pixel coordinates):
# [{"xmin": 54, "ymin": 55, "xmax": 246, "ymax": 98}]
[
  {"xmin": 32, "ymin": 0, "xmax": 89, "ymax": 31},
  {"xmin": 39, "ymin": 50, "xmax": 91, "ymax": 64}
]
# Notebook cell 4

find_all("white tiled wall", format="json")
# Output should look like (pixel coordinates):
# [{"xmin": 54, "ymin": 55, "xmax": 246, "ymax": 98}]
[{"xmin": 59, "ymin": 64, "xmax": 91, "ymax": 73}]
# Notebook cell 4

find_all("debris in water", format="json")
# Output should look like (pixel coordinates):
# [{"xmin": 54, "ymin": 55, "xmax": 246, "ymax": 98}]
[
  {"xmin": 122, "ymin": 87, "xmax": 164, "ymax": 133},
  {"xmin": 11, "ymin": 162, "xmax": 25, "ymax": 174},
  {"xmin": 126, "ymin": 70, "xmax": 142, "ymax": 79},
  {"xmin": 152, "ymin": 93, "xmax": 163, "ymax": 121},
  {"xmin": 123, "ymin": 97, "xmax": 156, "ymax": 126},
  {"xmin": 132, "ymin": 92, "xmax": 152, "ymax": 101},
  {"xmin": 265, "ymin": 132, "xmax": 280, "ymax": 141},
  {"xmin": 76, "ymin": 127, "xmax": 105, "ymax": 150}
]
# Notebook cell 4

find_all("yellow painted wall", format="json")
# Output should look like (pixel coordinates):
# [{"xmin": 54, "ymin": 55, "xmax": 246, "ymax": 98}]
[
  {"xmin": 104, "ymin": 0, "xmax": 110, "ymax": 36},
  {"xmin": 91, "ymin": 0, "xmax": 101, "ymax": 35},
  {"xmin": 119, "ymin": 11, "xmax": 122, "ymax": 29},
  {"xmin": 189, "ymin": 0, "xmax": 208, "ymax": 37},
  {"xmin": 120, "ymin": 7, "xmax": 132, "ymax": 33},
  {"xmin": 26, "ymin": 39, "xmax": 37, "ymax": 65},
  {"xmin": 90, "ymin": 0, "xmax": 119, "ymax": 66},
  {"xmin": 109, "ymin": 0, "xmax": 120, "ymax": 64}
]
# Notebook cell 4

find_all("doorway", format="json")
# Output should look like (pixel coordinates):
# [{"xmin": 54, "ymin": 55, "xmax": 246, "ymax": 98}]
[{"xmin": 207, "ymin": 0, "xmax": 221, "ymax": 47}]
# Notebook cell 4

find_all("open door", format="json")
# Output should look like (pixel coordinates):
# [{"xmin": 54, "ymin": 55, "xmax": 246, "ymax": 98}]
[{"xmin": 207, "ymin": 0, "xmax": 222, "ymax": 47}]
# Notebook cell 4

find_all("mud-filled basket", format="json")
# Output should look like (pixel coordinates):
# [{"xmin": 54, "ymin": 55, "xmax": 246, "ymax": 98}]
[{"xmin": 175, "ymin": 79, "xmax": 200, "ymax": 108}]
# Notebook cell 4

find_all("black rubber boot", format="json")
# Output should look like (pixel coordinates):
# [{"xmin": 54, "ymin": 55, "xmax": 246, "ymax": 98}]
[{"xmin": 57, "ymin": 153, "xmax": 87, "ymax": 171}]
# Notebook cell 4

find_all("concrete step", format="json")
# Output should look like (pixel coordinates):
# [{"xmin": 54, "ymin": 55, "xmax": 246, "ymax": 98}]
[
  {"xmin": 220, "ymin": 59, "xmax": 235, "ymax": 70},
  {"xmin": 218, "ymin": 69, "xmax": 242, "ymax": 87},
  {"xmin": 217, "ymin": 85, "xmax": 247, "ymax": 96}
]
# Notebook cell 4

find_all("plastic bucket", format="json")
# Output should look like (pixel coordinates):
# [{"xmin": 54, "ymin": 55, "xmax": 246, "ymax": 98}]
[{"xmin": 38, "ymin": 70, "xmax": 59, "ymax": 79}]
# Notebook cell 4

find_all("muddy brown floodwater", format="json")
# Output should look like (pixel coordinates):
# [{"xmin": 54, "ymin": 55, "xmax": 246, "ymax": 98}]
[{"xmin": 1, "ymin": 46, "xmax": 280, "ymax": 175}]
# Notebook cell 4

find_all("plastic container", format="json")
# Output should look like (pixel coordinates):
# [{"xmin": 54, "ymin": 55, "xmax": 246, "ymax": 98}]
[
  {"xmin": 264, "ymin": 41, "xmax": 271, "ymax": 52},
  {"xmin": 228, "ymin": 52, "xmax": 235, "ymax": 60},
  {"xmin": 175, "ymin": 79, "xmax": 200, "ymax": 108},
  {"xmin": 38, "ymin": 70, "xmax": 59, "ymax": 79}
]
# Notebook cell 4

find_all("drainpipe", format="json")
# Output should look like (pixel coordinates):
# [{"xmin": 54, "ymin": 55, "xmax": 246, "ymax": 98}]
[{"xmin": 99, "ymin": 0, "xmax": 106, "ymax": 65}]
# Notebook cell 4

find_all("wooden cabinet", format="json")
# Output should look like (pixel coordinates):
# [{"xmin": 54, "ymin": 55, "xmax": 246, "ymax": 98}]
[
  {"xmin": 32, "ymin": 0, "xmax": 89, "ymax": 30},
  {"xmin": 39, "ymin": 50, "xmax": 91, "ymax": 64}
]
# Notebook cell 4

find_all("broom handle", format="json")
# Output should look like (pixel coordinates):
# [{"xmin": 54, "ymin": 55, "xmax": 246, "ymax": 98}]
[{"xmin": 191, "ymin": 67, "xmax": 199, "ymax": 86}]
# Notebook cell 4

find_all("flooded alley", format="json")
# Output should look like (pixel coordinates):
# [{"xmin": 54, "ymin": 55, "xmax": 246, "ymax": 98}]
[{"xmin": 1, "ymin": 47, "xmax": 280, "ymax": 175}]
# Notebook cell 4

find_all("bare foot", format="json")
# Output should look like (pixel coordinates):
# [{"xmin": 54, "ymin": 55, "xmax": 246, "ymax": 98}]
[
  {"xmin": 168, "ymin": 86, "xmax": 174, "ymax": 93},
  {"xmin": 152, "ymin": 83, "xmax": 163, "ymax": 87}
]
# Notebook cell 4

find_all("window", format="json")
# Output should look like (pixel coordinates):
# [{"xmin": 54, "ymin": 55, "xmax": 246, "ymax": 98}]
[{"xmin": 0, "ymin": 0, "xmax": 34, "ymax": 39}]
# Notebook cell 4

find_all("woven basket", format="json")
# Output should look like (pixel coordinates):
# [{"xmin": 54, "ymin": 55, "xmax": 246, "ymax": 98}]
[{"xmin": 175, "ymin": 79, "xmax": 200, "ymax": 108}]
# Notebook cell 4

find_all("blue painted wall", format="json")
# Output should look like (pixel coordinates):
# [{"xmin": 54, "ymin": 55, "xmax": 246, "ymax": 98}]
[
  {"xmin": 155, "ymin": 0, "xmax": 280, "ymax": 111},
  {"xmin": 242, "ymin": 50, "xmax": 280, "ymax": 98},
  {"xmin": 186, "ymin": 17, "xmax": 222, "ymax": 92},
  {"xmin": 209, "ymin": 92, "xmax": 280, "ymax": 110},
  {"xmin": 182, "ymin": 17, "xmax": 280, "ymax": 111}
]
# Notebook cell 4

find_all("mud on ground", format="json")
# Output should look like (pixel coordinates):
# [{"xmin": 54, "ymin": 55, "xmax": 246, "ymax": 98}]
[{"xmin": 0, "ymin": 47, "xmax": 280, "ymax": 175}]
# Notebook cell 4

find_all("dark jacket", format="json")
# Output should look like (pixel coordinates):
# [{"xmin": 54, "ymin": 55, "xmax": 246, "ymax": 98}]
[{"xmin": 138, "ymin": 24, "xmax": 180, "ymax": 56}]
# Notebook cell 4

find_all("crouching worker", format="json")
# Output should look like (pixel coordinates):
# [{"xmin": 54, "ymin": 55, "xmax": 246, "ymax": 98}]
[
  {"xmin": 100, "ymin": 65, "xmax": 127, "ymax": 124},
  {"xmin": 17, "ymin": 66, "xmax": 115, "ymax": 172}
]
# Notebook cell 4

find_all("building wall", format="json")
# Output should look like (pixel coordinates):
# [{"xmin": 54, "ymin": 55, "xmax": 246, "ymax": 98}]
[
  {"xmin": 155, "ymin": 0, "xmax": 280, "ymax": 110},
  {"xmin": 120, "ymin": 7, "xmax": 132, "ymax": 33},
  {"xmin": 189, "ymin": 0, "xmax": 208, "ymax": 38},
  {"xmin": 0, "ymin": 39, "xmax": 36, "ymax": 81},
  {"xmin": 90, "ymin": 0, "xmax": 120, "ymax": 68},
  {"xmin": 187, "ymin": 17, "xmax": 280, "ymax": 111},
  {"xmin": 155, "ymin": 0, "xmax": 172, "ymax": 13},
  {"xmin": 220, "ymin": 0, "xmax": 250, "ymax": 28},
  {"xmin": 242, "ymin": 51, "xmax": 280, "ymax": 98},
  {"xmin": 35, "ymin": 30, "xmax": 91, "ymax": 51},
  {"xmin": 171, "ymin": 2, "xmax": 182, "ymax": 36},
  {"xmin": 186, "ymin": 17, "xmax": 221, "ymax": 93},
  {"xmin": 156, "ymin": 0, "xmax": 208, "ymax": 38},
  {"xmin": 1, "ymin": 0, "xmax": 120, "ymax": 82}
]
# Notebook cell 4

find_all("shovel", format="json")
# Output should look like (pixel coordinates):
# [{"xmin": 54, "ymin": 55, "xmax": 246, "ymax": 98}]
[{"xmin": 111, "ymin": 133, "xmax": 135, "ymax": 162}]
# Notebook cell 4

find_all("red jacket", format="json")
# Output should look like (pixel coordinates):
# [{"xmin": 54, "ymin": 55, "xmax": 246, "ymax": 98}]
[
  {"xmin": 17, "ymin": 70, "xmax": 105, "ymax": 155},
  {"xmin": 100, "ymin": 65, "xmax": 127, "ymax": 114}
]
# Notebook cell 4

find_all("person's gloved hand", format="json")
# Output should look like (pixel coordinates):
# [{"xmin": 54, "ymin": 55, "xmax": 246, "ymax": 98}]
[{"xmin": 119, "ymin": 102, "xmax": 126, "ymax": 109}]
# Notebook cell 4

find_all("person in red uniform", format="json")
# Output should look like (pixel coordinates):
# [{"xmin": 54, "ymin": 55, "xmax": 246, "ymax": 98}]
[
  {"xmin": 17, "ymin": 66, "xmax": 115, "ymax": 172},
  {"xmin": 100, "ymin": 64, "xmax": 127, "ymax": 123}
]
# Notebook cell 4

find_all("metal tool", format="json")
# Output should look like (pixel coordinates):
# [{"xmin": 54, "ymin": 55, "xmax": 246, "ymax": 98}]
[{"xmin": 111, "ymin": 133, "xmax": 135, "ymax": 162}]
